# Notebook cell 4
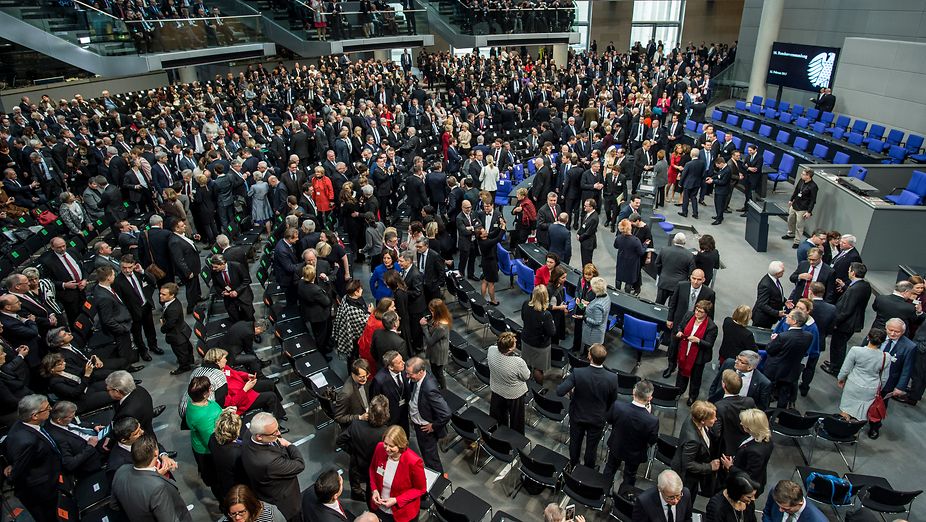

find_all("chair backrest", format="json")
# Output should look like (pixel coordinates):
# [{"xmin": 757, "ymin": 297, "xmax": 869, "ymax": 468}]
[
  {"xmin": 533, "ymin": 389, "xmax": 566, "ymax": 415},
  {"xmin": 696, "ymin": 123, "xmax": 704, "ymax": 134},
  {"xmin": 821, "ymin": 111, "xmax": 835, "ymax": 124},
  {"xmin": 716, "ymin": 130, "xmax": 726, "ymax": 143},
  {"xmin": 732, "ymin": 136, "xmax": 742, "ymax": 150},
  {"xmin": 775, "ymin": 411, "xmax": 818, "ymax": 432},
  {"xmin": 834, "ymin": 115, "xmax": 851, "ymax": 130},
  {"xmin": 480, "ymin": 426, "xmax": 515, "ymax": 458},
  {"xmin": 758, "ymin": 124, "xmax": 772, "ymax": 137},
  {"xmin": 564, "ymin": 467, "xmax": 606, "ymax": 504},
  {"xmin": 811, "ymin": 144, "xmax": 829, "ymax": 159},
  {"xmin": 751, "ymin": 95, "xmax": 763, "ymax": 106},
  {"xmin": 864, "ymin": 486, "xmax": 923, "ymax": 511},
  {"xmin": 778, "ymin": 154, "xmax": 795, "ymax": 176},
  {"xmin": 487, "ymin": 309, "xmax": 510, "ymax": 332},
  {"xmin": 868, "ymin": 124, "xmax": 885, "ymax": 140},
  {"xmin": 779, "ymin": 102, "xmax": 790, "ymax": 114},
  {"xmin": 518, "ymin": 448, "xmax": 557, "ymax": 479},
  {"xmin": 779, "ymin": 112, "xmax": 793, "ymax": 124},
  {"xmin": 735, "ymin": 100, "xmax": 747, "ymax": 111},
  {"xmin": 811, "ymin": 121, "xmax": 827, "ymax": 134},
  {"xmin": 651, "ymin": 381, "xmax": 682, "ymax": 402},
  {"xmin": 907, "ymin": 171, "xmax": 926, "ymax": 196},
  {"xmin": 762, "ymin": 149, "xmax": 777, "ymax": 167},
  {"xmin": 795, "ymin": 117, "xmax": 809, "ymax": 129},
  {"xmin": 742, "ymin": 119, "xmax": 756, "ymax": 132},
  {"xmin": 764, "ymin": 98, "xmax": 777, "ymax": 109},
  {"xmin": 832, "ymin": 151, "xmax": 850, "ymax": 164},
  {"xmin": 615, "ymin": 370, "xmax": 641, "ymax": 390},
  {"xmin": 621, "ymin": 314, "xmax": 659, "ymax": 351},
  {"xmin": 449, "ymin": 344, "xmax": 471, "ymax": 366},
  {"xmin": 886, "ymin": 129, "xmax": 905, "ymax": 146},
  {"xmin": 806, "ymin": 108, "xmax": 820, "ymax": 121},
  {"xmin": 832, "ymin": 127, "xmax": 845, "ymax": 140},
  {"xmin": 497, "ymin": 243, "xmax": 513, "ymax": 276},
  {"xmin": 686, "ymin": 119, "xmax": 697, "ymax": 132},
  {"xmin": 655, "ymin": 435, "xmax": 679, "ymax": 461},
  {"xmin": 513, "ymin": 259, "xmax": 535, "ymax": 294},
  {"xmin": 850, "ymin": 119, "xmax": 868, "ymax": 134},
  {"xmin": 847, "ymin": 132, "xmax": 864, "ymax": 146},
  {"xmin": 907, "ymin": 134, "xmax": 924, "ymax": 154},
  {"xmin": 891, "ymin": 190, "xmax": 922, "ymax": 206},
  {"xmin": 726, "ymin": 114, "xmax": 740, "ymax": 126},
  {"xmin": 471, "ymin": 299, "xmax": 488, "ymax": 321},
  {"xmin": 867, "ymin": 139, "xmax": 886, "ymax": 153},
  {"xmin": 474, "ymin": 358, "xmax": 490, "ymax": 381},
  {"xmin": 793, "ymin": 137, "xmax": 809, "ymax": 151},
  {"xmin": 886, "ymin": 145, "xmax": 907, "ymax": 164},
  {"xmin": 791, "ymin": 104, "xmax": 805, "ymax": 117},
  {"xmin": 749, "ymin": 103, "xmax": 762, "ymax": 115},
  {"xmin": 568, "ymin": 350, "xmax": 590, "ymax": 370},
  {"xmin": 820, "ymin": 416, "xmax": 867, "ymax": 439},
  {"xmin": 711, "ymin": 109, "xmax": 723, "ymax": 121},
  {"xmin": 434, "ymin": 499, "xmax": 471, "ymax": 522},
  {"xmin": 847, "ymin": 165, "xmax": 868, "ymax": 181}
]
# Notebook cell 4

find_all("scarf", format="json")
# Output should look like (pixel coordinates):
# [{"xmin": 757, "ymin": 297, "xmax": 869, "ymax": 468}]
[{"xmin": 677, "ymin": 315, "xmax": 708, "ymax": 377}]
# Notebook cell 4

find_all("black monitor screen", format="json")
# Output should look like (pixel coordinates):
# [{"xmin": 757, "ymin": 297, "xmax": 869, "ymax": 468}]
[{"xmin": 767, "ymin": 42, "xmax": 840, "ymax": 92}]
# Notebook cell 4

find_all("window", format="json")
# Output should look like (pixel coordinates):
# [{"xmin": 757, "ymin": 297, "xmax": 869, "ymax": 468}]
[
  {"xmin": 632, "ymin": 1, "xmax": 682, "ymax": 22},
  {"xmin": 630, "ymin": 0, "xmax": 684, "ymax": 48}
]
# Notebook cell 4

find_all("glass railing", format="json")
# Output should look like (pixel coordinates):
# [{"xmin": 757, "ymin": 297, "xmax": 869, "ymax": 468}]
[
  {"xmin": 0, "ymin": 0, "xmax": 264, "ymax": 56},
  {"xmin": 429, "ymin": 0, "xmax": 576, "ymax": 35},
  {"xmin": 289, "ymin": 0, "xmax": 429, "ymax": 41},
  {"xmin": 707, "ymin": 62, "xmax": 746, "ymax": 105}
]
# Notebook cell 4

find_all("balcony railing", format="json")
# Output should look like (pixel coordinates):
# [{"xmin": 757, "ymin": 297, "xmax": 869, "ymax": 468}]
[
  {"xmin": 432, "ymin": 0, "xmax": 576, "ymax": 35},
  {"xmin": 292, "ymin": 0, "xmax": 429, "ymax": 41}
]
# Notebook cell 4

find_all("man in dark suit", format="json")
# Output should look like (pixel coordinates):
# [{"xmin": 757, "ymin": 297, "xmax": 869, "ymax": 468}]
[
  {"xmin": 579, "ymin": 161, "xmax": 604, "ymax": 208},
  {"xmin": 708, "ymin": 155, "xmax": 733, "ymax": 225},
  {"xmin": 113, "ymin": 255, "xmax": 162, "ymax": 362},
  {"xmin": 663, "ymin": 269, "xmax": 716, "ymax": 378},
  {"xmin": 158, "ymin": 283, "xmax": 194, "ymax": 374},
  {"xmin": 370, "ymin": 351, "xmax": 410, "ymax": 434},
  {"xmin": 557, "ymin": 344, "xmax": 619, "ymax": 467},
  {"xmin": 678, "ymin": 148, "xmax": 705, "ymax": 218},
  {"xmin": 868, "ymin": 319, "xmax": 917, "ymax": 439},
  {"xmin": 632, "ymin": 140, "xmax": 655, "ymax": 192},
  {"xmin": 405, "ymin": 169, "xmax": 429, "ymax": 221},
  {"xmin": 455, "ymin": 200, "xmax": 479, "ymax": 280},
  {"xmin": 333, "ymin": 359, "xmax": 371, "ymax": 428},
  {"xmin": 0, "ymin": 295, "xmax": 41, "ymax": 368},
  {"xmin": 404, "ymin": 356, "xmax": 451, "ymax": 472},
  {"xmin": 167, "ymin": 219, "xmax": 202, "ymax": 314},
  {"xmin": 224, "ymin": 320, "xmax": 268, "ymax": 373},
  {"xmin": 111, "ymin": 435, "xmax": 191, "ymax": 522},
  {"xmin": 801, "ymin": 283, "xmax": 836, "ymax": 396},
  {"xmin": 753, "ymin": 261, "xmax": 788, "ymax": 328},
  {"xmin": 46, "ymin": 401, "xmax": 104, "ymax": 477},
  {"xmin": 3, "ymin": 395, "xmax": 61, "ymax": 522},
  {"xmin": 371, "ymin": 312, "xmax": 409, "ymax": 366},
  {"xmin": 632, "ymin": 470, "xmax": 693, "ymax": 522},
  {"xmin": 93, "ymin": 266, "xmax": 136, "ymax": 364},
  {"xmin": 535, "ymin": 192, "xmax": 559, "ymax": 249},
  {"xmin": 242, "ymin": 412, "xmax": 305, "ymax": 521},
  {"xmin": 870, "ymin": 280, "xmax": 923, "ymax": 332},
  {"xmin": 762, "ymin": 309, "xmax": 814, "ymax": 408},
  {"xmin": 107, "ymin": 372, "xmax": 162, "ymax": 437},
  {"xmin": 788, "ymin": 248, "xmax": 833, "ymax": 304},
  {"xmin": 762, "ymin": 479, "xmax": 828, "ymax": 522},
  {"xmin": 301, "ymin": 469, "xmax": 354, "ymax": 522},
  {"xmin": 826, "ymin": 234, "xmax": 862, "ymax": 303},
  {"xmin": 530, "ymin": 159, "xmax": 554, "ymax": 206},
  {"xmin": 397, "ymin": 253, "xmax": 427, "ymax": 352},
  {"xmin": 216, "ymin": 235, "xmax": 248, "ymax": 266},
  {"xmin": 811, "ymin": 88, "xmax": 836, "ymax": 113},
  {"xmin": 711, "ymin": 370, "xmax": 755, "ymax": 456},
  {"xmin": 604, "ymin": 380, "xmax": 659, "ymax": 491},
  {"xmin": 273, "ymin": 228, "xmax": 301, "ymax": 302},
  {"xmin": 137, "ymin": 215, "xmax": 174, "ymax": 286},
  {"xmin": 414, "ymin": 239, "xmax": 445, "ymax": 303},
  {"xmin": 209, "ymin": 254, "xmax": 255, "ymax": 323},
  {"xmin": 822, "ymin": 262, "xmax": 871, "ymax": 376},
  {"xmin": 548, "ymin": 213, "xmax": 572, "ymax": 264},
  {"xmin": 40, "ymin": 237, "xmax": 88, "ymax": 325},
  {"xmin": 577, "ymin": 198, "xmax": 600, "ymax": 268},
  {"xmin": 335, "ymin": 395, "xmax": 390, "ymax": 501},
  {"xmin": 655, "ymin": 234, "xmax": 696, "ymax": 305},
  {"xmin": 739, "ymin": 145, "xmax": 763, "ymax": 211}
]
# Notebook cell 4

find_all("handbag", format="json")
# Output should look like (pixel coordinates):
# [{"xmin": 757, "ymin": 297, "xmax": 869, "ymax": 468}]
[
  {"xmin": 867, "ymin": 352, "xmax": 888, "ymax": 423},
  {"xmin": 142, "ymin": 229, "xmax": 167, "ymax": 280},
  {"xmin": 34, "ymin": 209, "xmax": 58, "ymax": 226}
]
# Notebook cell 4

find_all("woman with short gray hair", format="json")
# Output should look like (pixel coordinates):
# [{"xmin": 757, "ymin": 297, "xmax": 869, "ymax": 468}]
[{"xmin": 582, "ymin": 277, "xmax": 611, "ymax": 349}]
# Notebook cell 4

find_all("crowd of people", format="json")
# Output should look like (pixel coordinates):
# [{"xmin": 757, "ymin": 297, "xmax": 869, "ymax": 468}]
[{"xmin": 0, "ymin": 37, "xmax": 921, "ymax": 522}]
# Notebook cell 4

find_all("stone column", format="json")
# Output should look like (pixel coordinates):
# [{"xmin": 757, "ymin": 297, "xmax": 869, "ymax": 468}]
[{"xmin": 746, "ymin": 0, "xmax": 784, "ymax": 103}]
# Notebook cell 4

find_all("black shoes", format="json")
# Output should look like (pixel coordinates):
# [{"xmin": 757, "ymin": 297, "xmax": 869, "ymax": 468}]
[
  {"xmin": 153, "ymin": 405, "xmax": 166, "ymax": 417},
  {"xmin": 170, "ymin": 366, "xmax": 192, "ymax": 375},
  {"xmin": 662, "ymin": 366, "xmax": 676, "ymax": 379},
  {"xmin": 126, "ymin": 365, "xmax": 145, "ymax": 373},
  {"xmin": 792, "ymin": 243, "xmax": 799, "ymax": 249},
  {"xmin": 151, "ymin": 346, "xmax": 165, "ymax": 355},
  {"xmin": 140, "ymin": 352, "xmax": 152, "ymax": 362},
  {"xmin": 781, "ymin": 234, "xmax": 795, "ymax": 240},
  {"xmin": 677, "ymin": 212, "xmax": 687, "ymax": 217},
  {"xmin": 820, "ymin": 362, "xmax": 840, "ymax": 377},
  {"xmin": 868, "ymin": 428, "xmax": 880, "ymax": 440}
]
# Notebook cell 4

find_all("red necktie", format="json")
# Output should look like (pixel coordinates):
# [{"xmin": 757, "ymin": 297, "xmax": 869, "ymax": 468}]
[
  {"xmin": 110, "ymin": 288, "xmax": 122, "ymax": 304},
  {"xmin": 223, "ymin": 271, "xmax": 231, "ymax": 287},
  {"xmin": 803, "ymin": 265, "xmax": 816, "ymax": 298},
  {"xmin": 61, "ymin": 254, "xmax": 80, "ymax": 281}
]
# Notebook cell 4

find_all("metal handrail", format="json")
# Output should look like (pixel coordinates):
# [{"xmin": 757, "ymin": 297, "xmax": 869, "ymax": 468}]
[
  {"xmin": 71, "ymin": 0, "xmax": 122, "ymax": 20},
  {"xmin": 122, "ymin": 13, "xmax": 262, "ymax": 23}
]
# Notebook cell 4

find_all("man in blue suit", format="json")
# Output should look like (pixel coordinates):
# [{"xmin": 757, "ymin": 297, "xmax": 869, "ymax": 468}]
[
  {"xmin": 556, "ymin": 344, "xmax": 619, "ymax": 467},
  {"xmin": 678, "ymin": 148, "xmax": 705, "ymax": 219},
  {"xmin": 547, "ymin": 213, "xmax": 572, "ymax": 264},
  {"xmin": 405, "ymin": 356, "xmax": 451, "ymax": 473},
  {"xmin": 603, "ymin": 380, "xmax": 658, "ymax": 492},
  {"xmin": 801, "ymin": 283, "xmax": 836, "ymax": 397},
  {"xmin": 272, "ymin": 227, "xmax": 300, "ymax": 302},
  {"xmin": 868, "ymin": 318, "xmax": 917, "ymax": 439},
  {"xmin": 762, "ymin": 480, "xmax": 827, "ymax": 522}
]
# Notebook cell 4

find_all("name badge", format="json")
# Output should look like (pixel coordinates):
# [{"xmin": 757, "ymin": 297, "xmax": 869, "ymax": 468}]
[
  {"xmin": 376, "ymin": 466, "xmax": 385, "ymax": 476},
  {"xmin": 398, "ymin": 399, "xmax": 406, "ymax": 407}
]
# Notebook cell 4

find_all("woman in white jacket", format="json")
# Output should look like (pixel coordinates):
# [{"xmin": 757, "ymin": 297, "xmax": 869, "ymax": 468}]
[{"xmin": 480, "ymin": 155, "xmax": 500, "ymax": 198}]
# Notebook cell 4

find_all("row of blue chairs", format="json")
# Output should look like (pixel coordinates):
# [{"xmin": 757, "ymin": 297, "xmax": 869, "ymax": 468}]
[{"xmin": 734, "ymin": 97, "xmax": 925, "ymax": 164}]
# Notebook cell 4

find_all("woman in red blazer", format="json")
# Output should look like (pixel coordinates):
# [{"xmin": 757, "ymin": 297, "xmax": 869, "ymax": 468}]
[{"xmin": 368, "ymin": 425, "xmax": 427, "ymax": 521}]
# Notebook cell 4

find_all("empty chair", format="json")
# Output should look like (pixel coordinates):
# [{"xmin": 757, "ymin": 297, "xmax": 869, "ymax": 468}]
[
  {"xmin": 763, "ymin": 104, "xmax": 779, "ymax": 119},
  {"xmin": 883, "ymin": 144, "xmax": 908, "ymax": 164},
  {"xmin": 621, "ymin": 314, "xmax": 659, "ymax": 368},
  {"xmin": 806, "ymin": 108, "xmax": 820, "ymax": 121},
  {"xmin": 770, "ymin": 154, "xmax": 795, "ymax": 191},
  {"xmin": 527, "ymin": 159, "xmax": 537, "ymax": 176},
  {"xmin": 650, "ymin": 381, "xmax": 683, "ymax": 432},
  {"xmin": 530, "ymin": 389, "xmax": 569, "ymax": 436},
  {"xmin": 795, "ymin": 117, "xmax": 810, "ymax": 129},
  {"xmin": 645, "ymin": 434, "xmax": 680, "ymax": 479},
  {"xmin": 696, "ymin": 123, "xmax": 704, "ymax": 134},
  {"xmin": 811, "ymin": 143, "xmax": 829, "ymax": 160},
  {"xmin": 614, "ymin": 369, "xmax": 641, "ymax": 397},
  {"xmin": 886, "ymin": 129, "xmax": 905, "ymax": 146},
  {"xmin": 711, "ymin": 109, "xmax": 723, "ymax": 121},
  {"xmin": 763, "ymin": 98, "xmax": 778, "ymax": 111},
  {"xmin": 793, "ymin": 137, "xmax": 809, "ymax": 151},
  {"xmin": 831, "ymin": 127, "xmax": 845, "ymax": 140},
  {"xmin": 716, "ymin": 130, "xmax": 726, "ymax": 143},
  {"xmin": 749, "ymin": 103, "xmax": 762, "ymax": 115},
  {"xmin": 791, "ymin": 104, "xmax": 805, "ymax": 117},
  {"xmin": 730, "ymin": 113, "xmax": 745, "ymax": 125},
  {"xmin": 769, "ymin": 410, "xmax": 820, "ymax": 464},
  {"xmin": 847, "ymin": 165, "xmax": 868, "ymax": 181},
  {"xmin": 512, "ymin": 259, "xmax": 535, "ymax": 294},
  {"xmin": 885, "ymin": 170, "xmax": 926, "ymax": 205},
  {"xmin": 846, "ymin": 132, "xmax": 864, "ymax": 146},
  {"xmin": 864, "ymin": 124, "xmax": 885, "ymax": 144},
  {"xmin": 735, "ymin": 100, "xmax": 747, "ymax": 111},
  {"xmin": 732, "ymin": 136, "xmax": 742, "ymax": 150},
  {"xmin": 867, "ymin": 139, "xmax": 887, "ymax": 154},
  {"xmin": 778, "ymin": 101, "xmax": 791, "ymax": 114},
  {"xmin": 906, "ymin": 134, "xmax": 925, "ymax": 161},
  {"xmin": 825, "ymin": 114, "xmax": 850, "ymax": 134},
  {"xmin": 562, "ymin": 465, "xmax": 609, "ymax": 513},
  {"xmin": 814, "ymin": 416, "xmax": 867, "ymax": 471},
  {"xmin": 742, "ymin": 119, "xmax": 756, "ymax": 132},
  {"xmin": 779, "ymin": 112, "xmax": 794, "ymax": 124},
  {"xmin": 832, "ymin": 151, "xmax": 850, "ymax": 164},
  {"xmin": 811, "ymin": 121, "xmax": 827, "ymax": 134},
  {"xmin": 820, "ymin": 111, "xmax": 835, "ymax": 126},
  {"xmin": 476, "ymin": 425, "xmax": 529, "ymax": 473},
  {"xmin": 763, "ymin": 149, "xmax": 777, "ymax": 170},
  {"xmin": 850, "ymin": 119, "xmax": 868, "ymax": 135},
  {"xmin": 434, "ymin": 487, "xmax": 493, "ymax": 522},
  {"xmin": 513, "ymin": 445, "xmax": 569, "ymax": 499},
  {"xmin": 686, "ymin": 119, "xmax": 698, "ymax": 132},
  {"xmin": 512, "ymin": 163, "xmax": 525, "ymax": 182},
  {"xmin": 859, "ymin": 485, "xmax": 922, "ymax": 520},
  {"xmin": 758, "ymin": 124, "xmax": 772, "ymax": 138},
  {"xmin": 494, "ymin": 179, "xmax": 512, "ymax": 207},
  {"xmin": 497, "ymin": 243, "xmax": 515, "ymax": 288},
  {"xmin": 751, "ymin": 95, "xmax": 763, "ymax": 107}
]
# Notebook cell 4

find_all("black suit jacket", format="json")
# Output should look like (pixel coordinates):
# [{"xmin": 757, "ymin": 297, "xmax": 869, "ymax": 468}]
[
  {"xmin": 113, "ymin": 271, "xmax": 155, "ymax": 320},
  {"xmin": 221, "ymin": 245, "xmax": 248, "ymax": 266},
  {"xmin": 707, "ymin": 360, "xmax": 773, "ymax": 411},
  {"xmin": 411, "ymin": 373, "xmax": 451, "ymax": 437},
  {"xmin": 871, "ymin": 293, "xmax": 922, "ymax": 332},
  {"xmin": 556, "ymin": 365, "xmax": 619, "ymax": 426},
  {"xmin": 668, "ymin": 283, "xmax": 716, "ymax": 326},
  {"xmin": 370, "ymin": 368, "xmax": 410, "ymax": 430},
  {"xmin": 39, "ymin": 248, "xmax": 86, "ymax": 305},
  {"xmin": 371, "ymin": 329, "xmax": 409, "ymax": 368},
  {"xmin": 333, "ymin": 378, "xmax": 371, "ymax": 426},
  {"xmin": 530, "ymin": 166, "xmax": 553, "ymax": 202},
  {"xmin": 712, "ymin": 395, "xmax": 755, "ymax": 456},
  {"xmin": 417, "ymin": 249, "xmax": 444, "ymax": 293},
  {"xmin": 0, "ymin": 313, "xmax": 40, "ymax": 362},
  {"xmin": 4, "ymin": 421, "xmax": 62, "ymax": 491},
  {"xmin": 752, "ymin": 275, "xmax": 786, "ymax": 328},
  {"xmin": 762, "ymin": 328, "xmax": 814, "ymax": 383},
  {"xmin": 606, "ymin": 400, "xmax": 658, "ymax": 462},
  {"xmin": 335, "ymin": 418, "xmax": 387, "ymax": 475},
  {"xmin": 401, "ymin": 266, "xmax": 427, "ymax": 316},
  {"xmin": 833, "ymin": 279, "xmax": 872, "ymax": 333},
  {"xmin": 788, "ymin": 262, "xmax": 833, "ymax": 303},
  {"xmin": 46, "ymin": 422, "xmax": 104, "ymax": 477},
  {"xmin": 241, "ymin": 437, "xmax": 305, "ymax": 521},
  {"xmin": 210, "ymin": 261, "xmax": 254, "ymax": 306},
  {"xmin": 113, "ymin": 386, "xmax": 156, "ymax": 435},
  {"xmin": 827, "ymin": 248, "xmax": 862, "ymax": 302},
  {"xmin": 168, "ymin": 233, "xmax": 200, "ymax": 281},
  {"xmin": 92, "ymin": 285, "xmax": 132, "ymax": 336},
  {"xmin": 208, "ymin": 431, "xmax": 249, "ymax": 499},
  {"xmin": 160, "ymin": 299, "xmax": 191, "ymax": 347},
  {"xmin": 632, "ymin": 485, "xmax": 693, "ymax": 522},
  {"xmin": 577, "ymin": 210, "xmax": 599, "ymax": 249},
  {"xmin": 731, "ymin": 439, "xmax": 774, "ymax": 493},
  {"xmin": 138, "ymin": 227, "xmax": 174, "ymax": 280},
  {"xmin": 301, "ymin": 484, "xmax": 353, "ymax": 522}
]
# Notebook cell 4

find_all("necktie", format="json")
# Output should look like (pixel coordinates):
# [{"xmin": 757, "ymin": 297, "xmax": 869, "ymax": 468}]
[
  {"xmin": 130, "ymin": 275, "xmax": 144, "ymax": 304},
  {"xmin": 737, "ymin": 371, "xmax": 746, "ymax": 379},
  {"xmin": 785, "ymin": 514, "xmax": 796, "ymax": 522},
  {"xmin": 666, "ymin": 504, "xmax": 674, "ymax": 522},
  {"xmin": 61, "ymin": 254, "xmax": 81, "ymax": 281},
  {"xmin": 40, "ymin": 427, "xmax": 60, "ymax": 454},
  {"xmin": 394, "ymin": 373, "xmax": 402, "ymax": 389},
  {"xmin": 419, "ymin": 252, "xmax": 426, "ymax": 272},
  {"xmin": 223, "ymin": 270, "xmax": 231, "ymax": 287},
  {"xmin": 775, "ymin": 278, "xmax": 783, "ymax": 296},
  {"xmin": 110, "ymin": 288, "xmax": 122, "ymax": 304},
  {"xmin": 803, "ymin": 265, "xmax": 816, "ymax": 298},
  {"xmin": 688, "ymin": 288, "xmax": 697, "ymax": 310},
  {"xmin": 885, "ymin": 339, "xmax": 895, "ymax": 355}
]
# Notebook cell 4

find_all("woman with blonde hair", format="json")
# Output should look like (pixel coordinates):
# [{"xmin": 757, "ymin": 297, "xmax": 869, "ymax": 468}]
[
  {"xmin": 208, "ymin": 407, "xmax": 247, "ymax": 500},
  {"xmin": 721, "ymin": 409, "xmax": 774, "ymax": 494},
  {"xmin": 480, "ymin": 155, "xmax": 500, "ymax": 196},
  {"xmin": 457, "ymin": 122, "xmax": 472, "ymax": 155},
  {"xmin": 672, "ymin": 400, "xmax": 720, "ymax": 498},
  {"xmin": 719, "ymin": 305, "xmax": 757, "ymax": 364},
  {"xmin": 571, "ymin": 263, "xmax": 599, "ymax": 353},
  {"xmin": 368, "ymin": 426, "xmax": 427, "ymax": 522},
  {"xmin": 520, "ymin": 285, "xmax": 556, "ymax": 385},
  {"xmin": 57, "ymin": 191, "xmax": 92, "ymax": 235}
]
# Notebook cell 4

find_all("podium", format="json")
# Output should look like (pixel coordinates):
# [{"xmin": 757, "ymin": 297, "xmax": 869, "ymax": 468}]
[{"xmin": 745, "ymin": 200, "xmax": 787, "ymax": 252}]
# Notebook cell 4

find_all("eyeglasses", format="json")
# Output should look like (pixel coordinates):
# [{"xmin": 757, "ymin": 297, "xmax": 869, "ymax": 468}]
[
  {"xmin": 662, "ymin": 493, "xmax": 683, "ymax": 501},
  {"xmin": 228, "ymin": 509, "xmax": 249, "ymax": 519}
]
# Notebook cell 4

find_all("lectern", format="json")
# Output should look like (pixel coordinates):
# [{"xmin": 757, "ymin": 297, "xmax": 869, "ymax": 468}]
[{"xmin": 745, "ymin": 201, "xmax": 787, "ymax": 252}]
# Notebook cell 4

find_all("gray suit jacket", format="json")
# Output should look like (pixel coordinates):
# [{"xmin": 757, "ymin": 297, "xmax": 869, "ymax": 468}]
[
  {"xmin": 655, "ymin": 245, "xmax": 696, "ymax": 292},
  {"xmin": 111, "ymin": 466, "xmax": 193, "ymax": 522}
]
